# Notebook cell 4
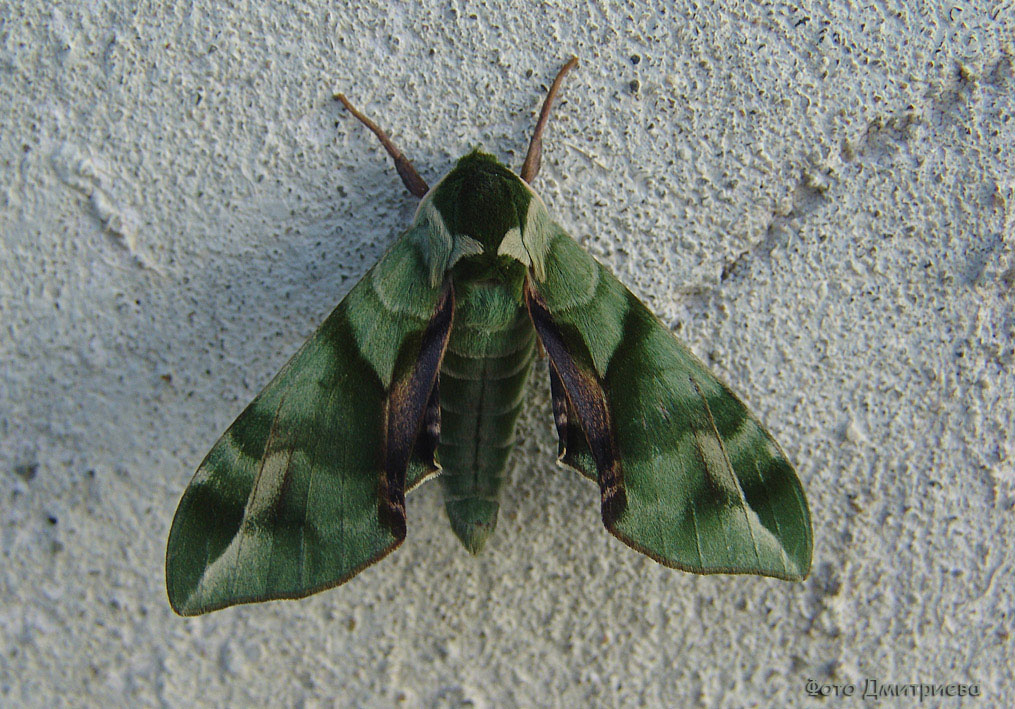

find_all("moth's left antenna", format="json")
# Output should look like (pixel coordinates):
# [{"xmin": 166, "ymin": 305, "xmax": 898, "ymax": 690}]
[{"xmin": 335, "ymin": 93, "xmax": 429, "ymax": 198}]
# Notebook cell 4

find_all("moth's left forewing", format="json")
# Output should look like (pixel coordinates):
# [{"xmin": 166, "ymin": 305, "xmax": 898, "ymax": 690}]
[
  {"xmin": 166, "ymin": 230, "xmax": 452, "ymax": 615},
  {"xmin": 524, "ymin": 219, "xmax": 812, "ymax": 580}
]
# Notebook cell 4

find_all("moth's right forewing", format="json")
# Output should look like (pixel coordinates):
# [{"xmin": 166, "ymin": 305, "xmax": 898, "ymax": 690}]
[{"xmin": 526, "ymin": 224, "xmax": 812, "ymax": 580}]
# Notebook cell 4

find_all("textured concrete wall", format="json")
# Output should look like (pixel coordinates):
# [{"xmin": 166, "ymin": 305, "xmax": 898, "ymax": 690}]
[{"xmin": 2, "ymin": 1, "xmax": 1012, "ymax": 706}]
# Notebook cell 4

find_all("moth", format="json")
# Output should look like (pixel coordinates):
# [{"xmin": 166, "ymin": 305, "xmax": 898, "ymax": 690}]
[{"xmin": 166, "ymin": 58, "xmax": 812, "ymax": 615}]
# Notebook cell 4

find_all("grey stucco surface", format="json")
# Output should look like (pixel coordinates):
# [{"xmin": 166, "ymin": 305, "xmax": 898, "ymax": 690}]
[{"xmin": 2, "ymin": 1, "xmax": 1013, "ymax": 706}]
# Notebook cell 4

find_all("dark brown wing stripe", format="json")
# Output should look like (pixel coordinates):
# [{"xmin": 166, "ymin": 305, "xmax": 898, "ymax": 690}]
[
  {"xmin": 380, "ymin": 282, "xmax": 455, "ymax": 537},
  {"xmin": 524, "ymin": 280, "xmax": 627, "ymax": 524},
  {"xmin": 547, "ymin": 362, "xmax": 569, "ymax": 458},
  {"xmin": 412, "ymin": 376, "xmax": 442, "ymax": 473}
]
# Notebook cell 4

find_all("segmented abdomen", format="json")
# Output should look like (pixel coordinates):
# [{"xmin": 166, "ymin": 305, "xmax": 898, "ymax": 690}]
[{"xmin": 437, "ymin": 281, "xmax": 536, "ymax": 551}]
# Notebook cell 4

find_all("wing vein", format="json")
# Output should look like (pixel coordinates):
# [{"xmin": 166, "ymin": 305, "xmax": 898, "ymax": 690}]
[
  {"xmin": 753, "ymin": 458, "xmax": 789, "ymax": 574},
  {"xmin": 231, "ymin": 396, "xmax": 288, "ymax": 600},
  {"xmin": 265, "ymin": 446, "xmax": 296, "ymax": 590},
  {"xmin": 690, "ymin": 377, "xmax": 763, "ymax": 568}
]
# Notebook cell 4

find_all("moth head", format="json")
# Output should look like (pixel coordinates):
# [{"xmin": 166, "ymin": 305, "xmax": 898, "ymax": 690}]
[{"xmin": 411, "ymin": 150, "xmax": 552, "ymax": 285}]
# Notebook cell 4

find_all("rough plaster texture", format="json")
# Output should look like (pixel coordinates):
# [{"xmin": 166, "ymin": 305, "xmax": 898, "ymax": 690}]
[{"xmin": 2, "ymin": 1, "xmax": 1013, "ymax": 706}]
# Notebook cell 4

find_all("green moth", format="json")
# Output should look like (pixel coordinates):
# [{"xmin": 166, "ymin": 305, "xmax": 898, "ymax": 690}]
[{"xmin": 166, "ymin": 58, "xmax": 812, "ymax": 615}]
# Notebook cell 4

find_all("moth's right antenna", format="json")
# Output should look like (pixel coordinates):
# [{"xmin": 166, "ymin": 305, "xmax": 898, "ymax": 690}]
[
  {"xmin": 335, "ymin": 93, "xmax": 429, "ymax": 198},
  {"xmin": 520, "ymin": 56, "xmax": 578, "ymax": 184}
]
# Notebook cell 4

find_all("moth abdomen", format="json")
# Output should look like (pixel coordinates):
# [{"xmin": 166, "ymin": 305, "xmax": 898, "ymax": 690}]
[{"xmin": 436, "ymin": 281, "xmax": 536, "ymax": 553}]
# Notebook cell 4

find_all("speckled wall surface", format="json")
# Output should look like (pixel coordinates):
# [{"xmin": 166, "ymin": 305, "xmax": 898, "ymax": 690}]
[{"xmin": 2, "ymin": 2, "xmax": 1012, "ymax": 706}]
